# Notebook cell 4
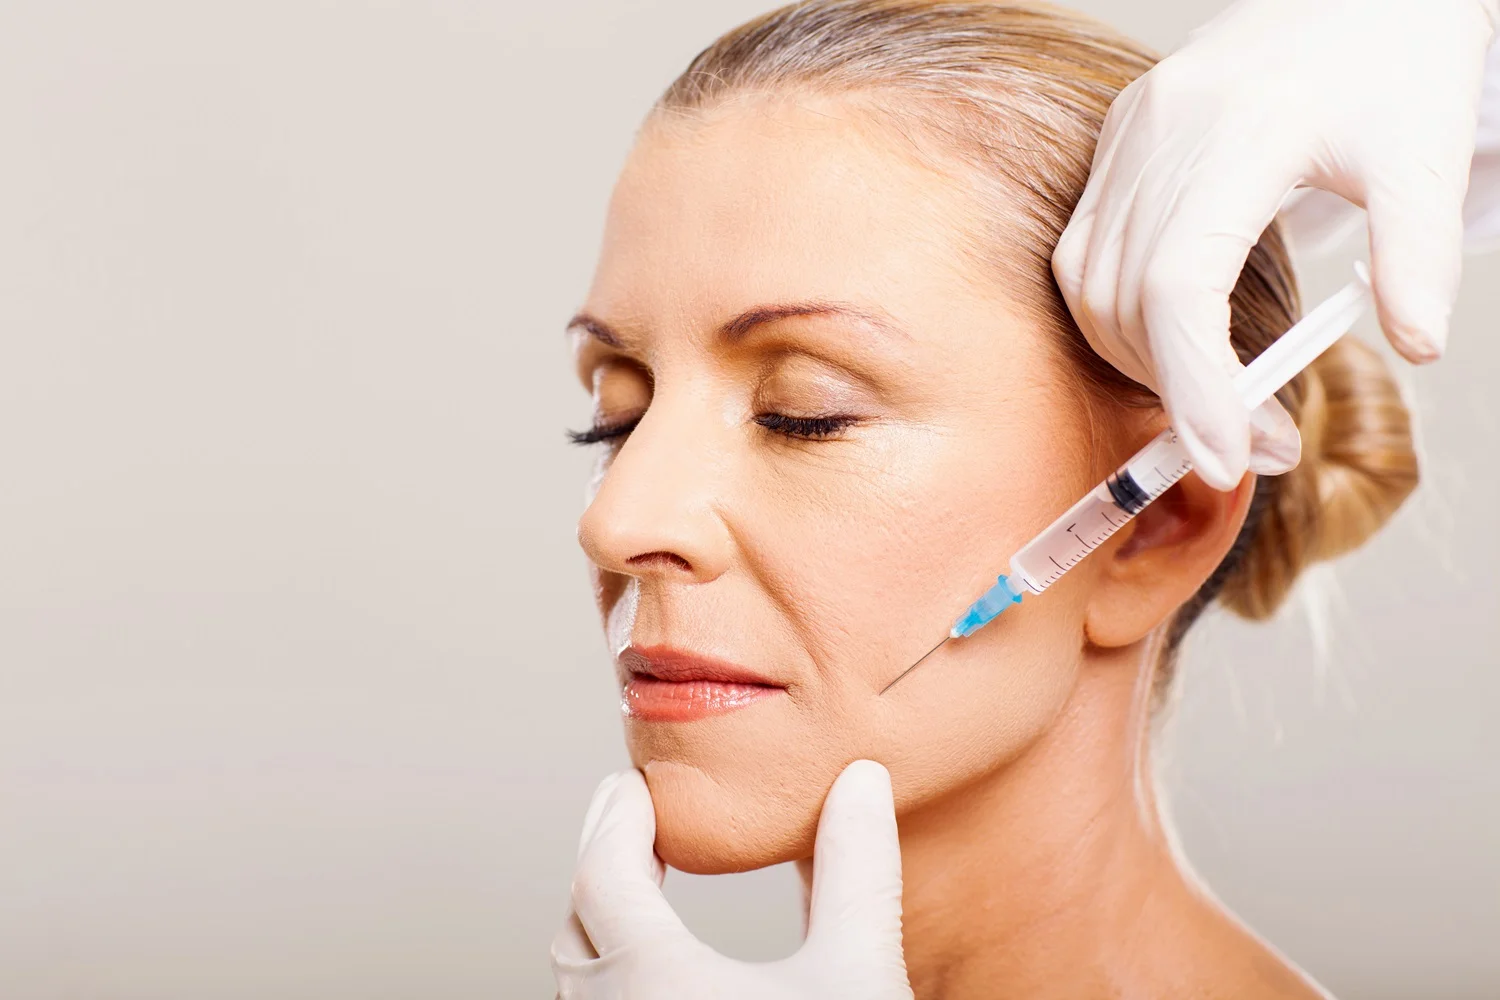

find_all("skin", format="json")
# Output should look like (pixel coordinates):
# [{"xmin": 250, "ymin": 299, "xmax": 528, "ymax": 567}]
[{"xmin": 569, "ymin": 93, "xmax": 1326, "ymax": 1000}]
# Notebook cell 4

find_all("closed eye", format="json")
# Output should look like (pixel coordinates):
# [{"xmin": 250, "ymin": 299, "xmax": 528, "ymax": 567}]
[
  {"xmin": 568, "ymin": 412, "xmax": 859, "ymax": 446},
  {"xmin": 566, "ymin": 415, "xmax": 642, "ymax": 445},
  {"xmin": 754, "ymin": 413, "xmax": 859, "ymax": 440}
]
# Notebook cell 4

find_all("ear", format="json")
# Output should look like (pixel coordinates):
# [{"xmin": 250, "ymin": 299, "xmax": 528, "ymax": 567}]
[{"xmin": 1084, "ymin": 471, "xmax": 1256, "ymax": 648}]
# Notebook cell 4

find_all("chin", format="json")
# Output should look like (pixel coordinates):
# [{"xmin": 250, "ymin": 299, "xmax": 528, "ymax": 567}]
[{"xmin": 642, "ymin": 758, "xmax": 822, "ymax": 875}]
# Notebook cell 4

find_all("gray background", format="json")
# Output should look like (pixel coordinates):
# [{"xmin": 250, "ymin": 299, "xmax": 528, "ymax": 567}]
[{"xmin": 0, "ymin": 1, "xmax": 1494, "ymax": 997}]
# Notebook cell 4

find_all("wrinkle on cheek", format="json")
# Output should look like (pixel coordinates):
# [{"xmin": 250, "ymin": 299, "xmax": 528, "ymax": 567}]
[
  {"xmin": 774, "ymin": 538, "xmax": 955, "ymax": 699},
  {"xmin": 734, "ymin": 423, "xmax": 997, "ymax": 700},
  {"xmin": 743, "ymin": 495, "xmax": 915, "ymax": 668}
]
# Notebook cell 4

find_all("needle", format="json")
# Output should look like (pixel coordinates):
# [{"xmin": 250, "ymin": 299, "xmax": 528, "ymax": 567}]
[
  {"xmin": 879, "ymin": 636, "xmax": 950, "ymax": 695},
  {"xmin": 876, "ymin": 269, "xmax": 1375, "ymax": 702}
]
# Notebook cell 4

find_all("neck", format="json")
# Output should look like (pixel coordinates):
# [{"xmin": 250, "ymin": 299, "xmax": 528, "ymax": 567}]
[{"xmin": 890, "ymin": 636, "xmax": 1201, "ymax": 999}]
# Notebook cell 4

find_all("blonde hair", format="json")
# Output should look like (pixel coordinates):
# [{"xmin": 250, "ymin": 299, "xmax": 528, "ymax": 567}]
[{"xmin": 655, "ymin": 0, "xmax": 1418, "ymax": 674}]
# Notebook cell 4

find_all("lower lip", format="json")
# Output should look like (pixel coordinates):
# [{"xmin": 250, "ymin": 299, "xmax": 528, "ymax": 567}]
[{"xmin": 621, "ymin": 676, "xmax": 782, "ymax": 722}]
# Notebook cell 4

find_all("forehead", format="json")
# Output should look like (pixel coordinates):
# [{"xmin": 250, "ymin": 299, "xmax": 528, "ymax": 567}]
[{"xmin": 590, "ymin": 94, "xmax": 989, "ymax": 323}]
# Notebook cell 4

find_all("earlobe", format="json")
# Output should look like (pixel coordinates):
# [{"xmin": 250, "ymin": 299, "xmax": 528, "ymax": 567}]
[{"xmin": 1083, "ymin": 472, "xmax": 1256, "ymax": 649}]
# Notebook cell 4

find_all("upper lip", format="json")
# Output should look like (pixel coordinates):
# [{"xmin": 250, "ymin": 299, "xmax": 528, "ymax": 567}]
[{"xmin": 619, "ymin": 645, "xmax": 782, "ymax": 687}]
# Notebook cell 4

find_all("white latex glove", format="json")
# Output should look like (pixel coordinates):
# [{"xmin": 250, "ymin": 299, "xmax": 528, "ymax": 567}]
[
  {"xmin": 551, "ymin": 760, "xmax": 913, "ymax": 1000},
  {"xmin": 1052, "ymin": 0, "xmax": 1498, "ymax": 489}
]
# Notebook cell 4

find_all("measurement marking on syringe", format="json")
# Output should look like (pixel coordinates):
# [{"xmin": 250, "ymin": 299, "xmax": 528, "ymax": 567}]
[
  {"xmin": 905, "ymin": 271, "xmax": 1373, "ymax": 686},
  {"xmin": 1067, "ymin": 523, "xmax": 1095, "ymax": 552}
]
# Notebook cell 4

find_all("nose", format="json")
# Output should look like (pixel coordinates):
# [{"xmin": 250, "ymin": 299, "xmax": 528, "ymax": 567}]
[{"xmin": 576, "ymin": 396, "xmax": 734, "ymax": 585}]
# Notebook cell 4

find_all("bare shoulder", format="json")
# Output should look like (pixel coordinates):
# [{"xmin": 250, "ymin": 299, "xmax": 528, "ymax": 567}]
[
  {"xmin": 1233, "ymin": 937, "xmax": 1331, "ymax": 1000},
  {"xmin": 1128, "ymin": 882, "xmax": 1333, "ymax": 1000},
  {"xmin": 1186, "ymin": 899, "xmax": 1333, "ymax": 1000}
]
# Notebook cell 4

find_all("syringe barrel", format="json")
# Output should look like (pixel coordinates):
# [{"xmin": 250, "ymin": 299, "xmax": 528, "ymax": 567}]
[
  {"xmin": 945, "ymin": 269, "xmax": 1371, "ymax": 647},
  {"xmin": 1007, "ymin": 427, "xmax": 1193, "ymax": 595}
]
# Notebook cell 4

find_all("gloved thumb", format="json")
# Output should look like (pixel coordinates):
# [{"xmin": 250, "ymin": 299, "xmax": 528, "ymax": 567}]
[
  {"xmin": 1365, "ymin": 167, "xmax": 1467, "ymax": 364},
  {"xmin": 565, "ymin": 770, "xmax": 688, "ymax": 957},
  {"xmin": 801, "ymin": 760, "xmax": 908, "ymax": 980}
]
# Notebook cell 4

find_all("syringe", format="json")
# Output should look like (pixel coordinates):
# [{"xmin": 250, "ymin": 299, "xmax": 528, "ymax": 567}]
[{"xmin": 880, "ymin": 263, "xmax": 1374, "ymax": 695}]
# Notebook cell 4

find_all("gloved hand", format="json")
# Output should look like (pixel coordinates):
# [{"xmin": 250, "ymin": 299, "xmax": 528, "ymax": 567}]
[
  {"xmin": 1052, "ymin": 0, "xmax": 1498, "ymax": 489},
  {"xmin": 551, "ymin": 760, "xmax": 913, "ymax": 1000}
]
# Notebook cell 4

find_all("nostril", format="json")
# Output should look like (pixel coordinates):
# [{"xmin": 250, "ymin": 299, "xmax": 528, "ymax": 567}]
[{"xmin": 625, "ymin": 551, "xmax": 693, "ymax": 572}]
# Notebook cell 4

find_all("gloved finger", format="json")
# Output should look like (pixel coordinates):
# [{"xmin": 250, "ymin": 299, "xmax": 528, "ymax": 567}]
[
  {"xmin": 1080, "ymin": 169, "xmax": 1160, "ymax": 391},
  {"xmin": 1113, "ymin": 135, "xmax": 1290, "ymax": 380},
  {"xmin": 550, "ymin": 908, "xmax": 610, "ymax": 1000},
  {"xmin": 1133, "ymin": 153, "xmax": 1301, "ymax": 490},
  {"xmin": 1057, "ymin": 70, "xmax": 1147, "ymax": 257},
  {"xmin": 549, "ymin": 773, "xmax": 626, "ymax": 983},
  {"xmin": 803, "ymin": 760, "xmax": 906, "ymax": 962},
  {"xmin": 1078, "ymin": 154, "xmax": 1174, "ymax": 388},
  {"xmin": 574, "ymin": 771, "xmax": 624, "ymax": 860},
  {"xmin": 1051, "ymin": 210, "xmax": 1094, "ymax": 334},
  {"xmin": 1084, "ymin": 147, "xmax": 1182, "ymax": 394},
  {"xmin": 569, "ymin": 769, "xmax": 688, "ymax": 957},
  {"xmin": 1056, "ymin": 84, "xmax": 1158, "ymax": 387},
  {"xmin": 1364, "ymin": 160, "xmax": 1469, "ymax": 363},
  {"xmin": 1085, "ymin": 71, "xmax": 1148, "ymax": 194},
  {"xmin": 549, "ymin": 771, "xmax": 626, "ymax": 972},
  {"xmin": 550, "ymin": 910, "xmax": 598, "ymax": 967},
  {"xmin": 1054, "ymin": 81, "xmax": 1148, "ymax": 366},
  {"xmin": 1058, "ymin": 206, "xmax": 1158, "ymax": 391},
  {"xmin": 1144, "ymin": 291, "xmax": 1248, "ymax": 491},
  {"xmin": 1246, "ymin": 395, "xmax": 1301, "ymax": 476}
]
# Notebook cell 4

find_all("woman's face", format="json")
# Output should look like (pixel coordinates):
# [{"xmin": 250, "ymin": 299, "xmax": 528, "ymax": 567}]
[{"xmin": 571, "ymin": 95, "xmax": 1140, "ymax": 873}]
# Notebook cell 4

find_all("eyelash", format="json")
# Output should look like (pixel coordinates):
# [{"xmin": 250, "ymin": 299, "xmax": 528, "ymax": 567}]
[
  {"xmin": 566, "ymin": 417, "xmax": 640, "ymax": 446},
  {"xmin": 752, "ymin": 413, "xmax": 857, "ymax": 439},
  {"xmin": 565, "ymin": 413, "xmax": 858, "ymax": 446}
]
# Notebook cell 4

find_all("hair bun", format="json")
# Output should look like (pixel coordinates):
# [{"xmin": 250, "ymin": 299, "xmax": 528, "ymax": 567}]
[{"xmin": 1220, "ymin": 336, "xmax": 1420, "ymax": 620}]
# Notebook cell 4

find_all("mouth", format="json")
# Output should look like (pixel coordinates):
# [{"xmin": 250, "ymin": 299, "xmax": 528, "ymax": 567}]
[{"xmin": 617, "ymin": 645, "xmax": 785, "ymax": 722}]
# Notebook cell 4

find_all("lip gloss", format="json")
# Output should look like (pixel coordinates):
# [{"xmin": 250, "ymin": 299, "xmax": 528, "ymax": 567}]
[
  {"xmin": 622, "ymin": 675, "xmax": 780, "ymax": 722},
  {"xmin": 617, "ymin": 645, "xmax": 785, "ymax": 722}
]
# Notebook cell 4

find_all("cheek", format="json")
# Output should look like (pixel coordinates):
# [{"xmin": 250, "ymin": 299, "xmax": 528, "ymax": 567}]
[
  {"xmin": 747, "ymin": 421, "xmax": 1073, "ymax": 689},
  {"xmin": 732, "ymin": 419, "xmax": 1094, "ymax": 813},
  {"xmin": 616, "ymin": 398, "xmax": 1101, "ymax": 873},
  {"xmin": 872, "ymin": 588, "xmax": 1088, "ymax": 816}
]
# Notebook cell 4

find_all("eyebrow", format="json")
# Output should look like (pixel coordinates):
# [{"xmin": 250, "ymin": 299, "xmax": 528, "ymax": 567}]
[{"xmin": 565, "ymin": 301, "xmax": 906, "ymax": 347}]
